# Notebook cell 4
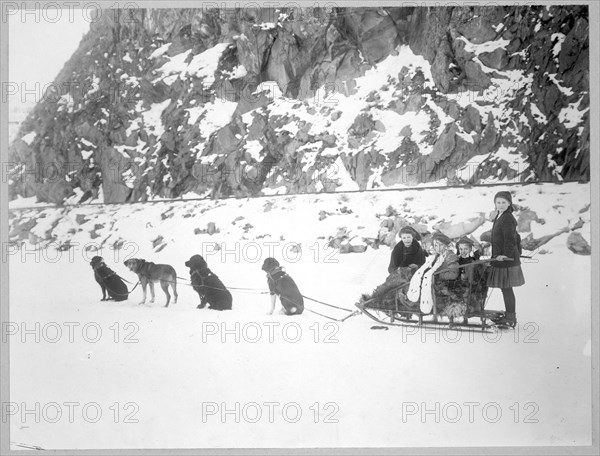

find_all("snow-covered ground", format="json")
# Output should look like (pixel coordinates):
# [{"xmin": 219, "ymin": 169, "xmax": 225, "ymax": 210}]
[{"xmin": 7, "ymin": 183, "xmax": 592, "ymax": 449}]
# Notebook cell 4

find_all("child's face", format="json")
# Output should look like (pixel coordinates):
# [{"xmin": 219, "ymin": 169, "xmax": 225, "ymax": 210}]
[
  {"xmin": 458, "ymin": 244, "xmax": 471, "ymax": 258},
  {"xmin": 400, "ymin": 233, "xmax": 413, "ymax": 246},
  {"xmin": 495, "ymin": 197, "xmax": 510, "ymax": 213},
  {"xmin": 433, "ymin": 240, "xmax": 447, "ymax": 254}
]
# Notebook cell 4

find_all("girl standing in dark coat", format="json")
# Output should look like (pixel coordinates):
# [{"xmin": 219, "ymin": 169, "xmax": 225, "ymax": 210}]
[
  {"xmin": 487, "ymin": 191, "xmax": 525, "ymax": 327},
  {"xmin": 388, "ymin": 226, "xmax": 428, "ymax": 273}
]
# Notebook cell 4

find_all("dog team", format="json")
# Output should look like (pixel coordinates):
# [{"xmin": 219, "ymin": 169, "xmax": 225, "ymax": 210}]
[{"xmin": 89, "ymin": 254, "xmax": 304, "ymax": 315}]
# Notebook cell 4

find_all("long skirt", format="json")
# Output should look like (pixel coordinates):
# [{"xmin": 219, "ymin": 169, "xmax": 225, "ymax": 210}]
[{"xmin": 487, "ymin": 265, "xmax": 525, "ymax": 288}]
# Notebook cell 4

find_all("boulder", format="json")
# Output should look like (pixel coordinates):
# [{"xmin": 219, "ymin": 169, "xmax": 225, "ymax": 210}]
[
  {"xmin": 342, "ymin": 9, "xmax": 400, "ymax": 64},
  {"xmin": 351, "ymin": 113, "xmax": 375, "ymax": 137},
  {"xmin": 430, "ymin": 123, "xmax": 459, "ymax": 164},
  {"xmin": 351, "ymin": 244, "xmax": 368, "ymax": 254},
  {"xmin": 9, "ymin": 219, "xmax": 37, "ymax": 240},
  {"xmin": 152, "ymin": 236, "xmax": 164, "ymax": 248},
  {"xmin": 567, "ymin": 231, "xmax": 591, "ymax": 255},
  {"xmin": 433, "ymin": 213, "xmax": 485, "ymax": 239},
  {"xmin": 339, "ymin": 241, "xmax": 368, "ymax": 254},
  {"xmin": 339, "ymin": 243, "xmax": 353, "ymax": 254},
  {"xmin": 28, "ymin": 232, "xmax": 42, "ymax": 245},
  {"xmin": 456, "ymin": 15, "xmax": 498, "ymax": 44},
  {"xmin": 521, "ymin": 226, "xmax": 569, "ymax": 251},
  {"xmin": 411, "ymin": 223, "xmax": 430, "ymax": 236},
  {"xmin": 463, "ymin": 61, "xmax": 491, "ymax": 90},
  {"xmin": 479, "ymin": 48, "xmax": 509, "ymax": 70},
  {"xmin": 399, "ymin": 125, "xmax": 412, "ymax": 137},
  {"xmin": 517, "ymin": 209, "xmax": 542, "ymax": 232},
  {"xmin": 392, "ymin": 216, "xmax": 409, "ymax": 232},
  {"xmin": 461, "ymin": 106, "xmax": 482, "ymax": 134},
  {"xmin": 405, "ymin": 94, "xmax": 424, "ymax": 112}
]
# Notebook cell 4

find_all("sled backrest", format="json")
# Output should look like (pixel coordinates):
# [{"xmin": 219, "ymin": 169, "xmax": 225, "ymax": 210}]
[{"xmin": 433, "ymin": 260, "xmax": 491, "ymax": 313}]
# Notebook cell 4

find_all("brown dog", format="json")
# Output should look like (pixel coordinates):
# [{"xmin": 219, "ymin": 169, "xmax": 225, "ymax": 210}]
[{"xmin": 124, "ymin": 258, "xmax": 178, "ymax": 307}]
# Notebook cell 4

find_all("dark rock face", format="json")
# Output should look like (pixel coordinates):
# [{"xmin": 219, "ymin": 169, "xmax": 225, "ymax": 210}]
[{"xmin": 9, "ymin": 5, "xmax": 589, "ymax": 204}]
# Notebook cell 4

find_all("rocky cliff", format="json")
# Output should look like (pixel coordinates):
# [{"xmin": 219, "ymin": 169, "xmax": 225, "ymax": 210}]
[{"xmin": 8, "ymin": 5, "xmax": 590, "ymax": 204}]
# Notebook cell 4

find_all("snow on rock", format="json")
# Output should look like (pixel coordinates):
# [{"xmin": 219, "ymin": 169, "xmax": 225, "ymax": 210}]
[
  {"xmin": 551, "ymin": 32, "xmax": 566, "ymax": 58},
  {"xmin": 558, "ymin": 96, "xmax": 589, "ymax": 129},
  {"xmin": 546, "ymin": 72, "xmax": 574, "ymax": 96},
  {"xmin": 149, "ymin": 42, "xmax": 171, "ymax": 59},
  {"xmin": 155, "ymin": 49, "xmax": 192, "ymax": 84},
  {"xmin": 530, "ymin": 102, "xmax": 547, "ymax": 123},
  {"xmin": 244, "ymin": 140, "xmax": 264, "ymax": 161},
  {"xmin": 186, "ymin": 42, "xmax": 231, "ymax": 87},
  {"xmin": 226, "ymin": 64, "xmax": 248, "ymax": 80},
  {"xmin": 20, "ymin": 131, "xmax": 36, "ymax": 145},
  {"xmin": 153, "ymin": 43, "xmax": 231, "ymax": 87},
  {"xmin": 458, "ymin": 36, "xmax": 510, "ymax": 56},
  {"xmin": 198, "ymin": 100, "xmax": 238, "ymax": 136},
  {"xmin": 141, "ymin": 99, "xmax": 171, "ymax": 139}
]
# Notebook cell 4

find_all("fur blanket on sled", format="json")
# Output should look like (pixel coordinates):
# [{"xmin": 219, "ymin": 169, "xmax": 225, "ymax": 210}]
[{"xmin": 359, "ymin": 266, "xmax": 488, "ymax": 318}]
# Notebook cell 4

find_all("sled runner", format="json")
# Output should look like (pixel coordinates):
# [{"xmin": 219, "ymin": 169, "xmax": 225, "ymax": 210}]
[{"xmin": 356, "ymin": 259, "xmax": 507, "ymax": 332}]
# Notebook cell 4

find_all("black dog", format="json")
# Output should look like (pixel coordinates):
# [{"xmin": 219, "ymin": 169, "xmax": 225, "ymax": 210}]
[
  {"xmin": 90, "ymin": 256, "xmax": 129, "ymax": 302},
  {"xmin": 261, "ymin": 258, "xmax": 304, "ymax": 315},
  {"xmin": 185, "ymin": 255, "xmax": 232, "ymax": 310}
]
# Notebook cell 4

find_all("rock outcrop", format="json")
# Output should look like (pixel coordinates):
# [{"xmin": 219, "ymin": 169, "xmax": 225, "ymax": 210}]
[{"xmin": 9, "ymin": 6, "xmax": 589, "ymax": 204}]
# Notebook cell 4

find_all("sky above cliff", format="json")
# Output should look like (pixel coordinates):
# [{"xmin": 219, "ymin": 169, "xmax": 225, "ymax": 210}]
[{"xmin": 9, "ymin": 9, "xmax": 90, "ymax": 102}]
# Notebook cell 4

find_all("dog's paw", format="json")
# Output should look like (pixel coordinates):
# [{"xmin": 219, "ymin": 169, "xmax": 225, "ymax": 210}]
[
  {"xmin": 138, "ymin": 301, "xmax": 146, "ymax": 306},
  {"xmin": 100, "ymin": 298, "xmax": 107, "ymax": 301}
]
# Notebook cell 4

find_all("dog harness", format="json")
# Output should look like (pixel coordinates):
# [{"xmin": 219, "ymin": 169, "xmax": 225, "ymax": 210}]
[
  {"xmin": 93, "ymin": 262, "xmax": 117, "ymax": 280},
  {"xmin": 266, "ymin": 266, "xmax": 289, "ymax": 295},
  {"xmin": 190, "ymin": 268, "xmax": 223, "ymax": 293}
]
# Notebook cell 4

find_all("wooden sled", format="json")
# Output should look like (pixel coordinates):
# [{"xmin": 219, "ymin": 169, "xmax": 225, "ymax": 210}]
[{"xmin": 356, "ymin": 259, "xmax": 505, "ymax": 332}]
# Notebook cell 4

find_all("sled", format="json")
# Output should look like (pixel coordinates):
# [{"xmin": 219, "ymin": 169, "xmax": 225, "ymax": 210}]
[{"xmin": 356, "ymin": 259, "xmax": 506, "ymax": 332}]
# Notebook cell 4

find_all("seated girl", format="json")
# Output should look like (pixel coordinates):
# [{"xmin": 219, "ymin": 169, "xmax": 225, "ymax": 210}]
[
  {"xmin": 359, "ymin": 226, "xmax": 427, "ymax": 307},
  {"xmin": 407, "ymin": 232, "xmax": 461, "ymax": 315},
  {"xmin": 387, "ymin": 226, "xmax": 428, "ymax": 273}
]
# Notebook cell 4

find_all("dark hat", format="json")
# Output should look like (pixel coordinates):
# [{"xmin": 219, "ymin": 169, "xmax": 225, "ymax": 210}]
[
  {"xmin": 493, "ymin": 191, "xmax": 513, "ymax": 204},
  {"xmin": 262, "ymin": 257, "xmax": 280, "ymax": 272},
  {"xmin": 399, "ymin": 226, "xmax": 421, "ymax": 241},
  {"xmin": 185, "ymin": 254, "xmax": 207, "ymax": 269},
  {"xmin": 432, "ymin": 232, "xmax": 452, "ymax": 246},
  {"xmin": 456, "ymin": 237, "xmax": 474, "ymax": 247}
]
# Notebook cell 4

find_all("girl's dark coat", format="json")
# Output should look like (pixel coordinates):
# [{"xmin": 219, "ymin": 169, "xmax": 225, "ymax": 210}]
[
  {"xmin": 388, "ymin": 241, "xmax": 428, "ymax": 273},
  {"xmin": 491, "ymin": 211, "xmax": 521, "ymax": 268}
]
